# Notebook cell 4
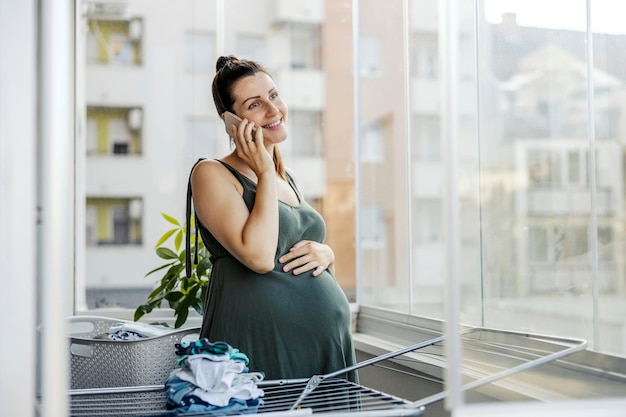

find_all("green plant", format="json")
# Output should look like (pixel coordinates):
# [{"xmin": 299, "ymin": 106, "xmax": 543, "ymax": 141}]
[{"xmin": 134, "ymin": 213, "xmax": 211, "ymax": 328}]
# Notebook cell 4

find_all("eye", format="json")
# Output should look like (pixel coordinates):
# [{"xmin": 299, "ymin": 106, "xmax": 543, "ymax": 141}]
[
  {"xmin": 270, "ymin": 92, "xmax": 279, "ymax": 99},
  {"xmin": 248, "ymin": 101, "xmax": 259, "ymax": 109}
]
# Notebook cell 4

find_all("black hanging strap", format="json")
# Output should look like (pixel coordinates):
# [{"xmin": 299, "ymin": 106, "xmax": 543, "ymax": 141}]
[{"xmin": 186, "ymin": 158, "xmax": 206, "ymax": 278}]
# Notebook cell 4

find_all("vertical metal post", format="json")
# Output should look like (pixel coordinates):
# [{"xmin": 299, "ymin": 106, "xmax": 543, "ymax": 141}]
[
  {"xmin": 74, "ymin": 0, "xmax": 87, "ymax": 311},
  {"xmin": 439, "ymin": 0, "xmax": 463, "ymax": 410},
  {"xmin": 585, "ymin": 0, "xmax": 600, "ymax": 351},
  {"xmin": 403, "ymin": 0, "xmax": 414, "ymax": 314},
  {"xmin": 353, "ymin": 0, "xmax": 363, "ymax": 306},
  {"xmin": 39, "ymin": 0, "xmax": 74, "ymax": 415},
  {"xmin": 0, "ymin": 0, "xmax": 37, "ymax": 414},
  {"xmin": 216, "ymin": 0, "xmax": 225, "ymax": 57}
]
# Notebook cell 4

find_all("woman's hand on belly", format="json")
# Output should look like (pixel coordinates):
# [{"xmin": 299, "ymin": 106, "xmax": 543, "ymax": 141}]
[{"xmin": 278, "ymin": 240, "xmax": 335, "ymax": 277}]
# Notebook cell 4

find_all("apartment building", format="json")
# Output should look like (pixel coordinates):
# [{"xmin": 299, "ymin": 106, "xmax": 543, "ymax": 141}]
[{"xmin": 81, "ymin": 0, "xmax": 336, "ymax": 305}]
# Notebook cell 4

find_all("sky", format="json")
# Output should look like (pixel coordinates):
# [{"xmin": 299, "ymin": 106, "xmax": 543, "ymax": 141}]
[{"xmin": 484, "ymin": 0, "xmax": 626, "ymax": 34}]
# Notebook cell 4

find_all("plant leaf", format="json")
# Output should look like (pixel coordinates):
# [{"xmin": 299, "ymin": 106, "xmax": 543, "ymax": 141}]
[
  {"xmin": 144, "ymin": 262, "xmax": 173, "ymax": 278},
  {"xmin": 196, "ymin": 258, "xmax": 212, "ymax": 278},
  {"xmin": 165, "ymin": 291, "xmax": 184, "ymax": 303},
  {"xmin": 162, "ymin": 213, "xmax": 181, "ymax": 226},
  {"xmin": 174, "ymin": 229, "xmax": 183, "ymax": 252},
  {"xmin": 156, "ymin": 247, "xmax": 178, "ymax": 260},
  {"xmin": 175, "ymin": 304, "xmax": 189, "ymax": 329},
  {"xmin": 154, "ymin": 228, "xmax": 178, "ymax": 249},
  {"xmin": 147, "ymin": 285, "xmax": 164, "ymax": 301},
  {"xmin": 134, "ymin": 304, "xmax": 154, "ymax": 321},
  {"xmin": 181, "ymin": 277, "xmax": 191, "ymax": 293}
]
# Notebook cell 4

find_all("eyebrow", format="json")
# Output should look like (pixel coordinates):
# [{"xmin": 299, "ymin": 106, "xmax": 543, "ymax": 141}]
[{"xmin": 242, "ymin": 87, "xmax": 277, "ymax": 106}]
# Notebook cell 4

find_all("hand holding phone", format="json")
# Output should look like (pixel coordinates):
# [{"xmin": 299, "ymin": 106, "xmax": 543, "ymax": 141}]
[
  {"xmin": 223, "ymin": 111, "xmax": 243, "ymax": 138},
  {"xmin": 223, "ymin": 111, "xmax": 259, "ymax": 137}
]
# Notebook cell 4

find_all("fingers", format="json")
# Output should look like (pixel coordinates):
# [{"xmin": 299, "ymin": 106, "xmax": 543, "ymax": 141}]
[
  {"xmin": 280, "ymin": 241, "xmax": 330, "ymax": 276},
  {"xmin": 233, "ymin": 118, "xmax": 256, "ymax": 147}
]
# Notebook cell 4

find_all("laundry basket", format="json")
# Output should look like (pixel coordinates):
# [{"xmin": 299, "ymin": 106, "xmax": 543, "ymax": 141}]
[{"xmin": 67, "ymin": 316, "xmax": 200, "ymax": 390}]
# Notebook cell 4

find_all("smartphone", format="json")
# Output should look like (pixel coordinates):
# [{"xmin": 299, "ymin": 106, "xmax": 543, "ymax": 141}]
[{"xmin": 223, "ymin": 111, "xmax": 242, "ymax": 137}]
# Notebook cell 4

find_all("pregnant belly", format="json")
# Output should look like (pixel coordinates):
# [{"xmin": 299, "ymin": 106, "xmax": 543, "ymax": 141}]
[{"xmin": 222, "ymin": 267, "xmax": 350, "ymax": 331}]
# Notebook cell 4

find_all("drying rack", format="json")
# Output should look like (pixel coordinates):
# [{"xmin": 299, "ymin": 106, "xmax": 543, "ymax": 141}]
[
  {"xmin": 69, "ymin": 379, "xmax": 422, "ymax": 417},
  {"xmin": 68, "ymin": 327, "xmax": 587, "ymax": 417}
]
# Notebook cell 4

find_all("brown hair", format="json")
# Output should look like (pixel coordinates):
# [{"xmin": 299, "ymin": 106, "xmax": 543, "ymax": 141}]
[{"xmin": 212, "ymin": 55, "xmax": 286, "ymax": 180}]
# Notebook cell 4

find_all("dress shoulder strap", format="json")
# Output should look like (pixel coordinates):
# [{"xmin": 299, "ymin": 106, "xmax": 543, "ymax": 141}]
[{"xmin": 185, "ymin": 158, "xmax": 206, "ymax": 278}]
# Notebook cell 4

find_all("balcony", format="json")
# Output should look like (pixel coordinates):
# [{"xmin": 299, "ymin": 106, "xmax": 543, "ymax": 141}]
[
  {"xmin": 275, "ymin": 69, "xmax": 325, "ymax": 111},
  {"xmin": 271, "ymin": 0, "xmax": 324, "ymax": 24},
  {"xmin": 526, "ymin": 188, "xmax": 614, "ymax": 215}
]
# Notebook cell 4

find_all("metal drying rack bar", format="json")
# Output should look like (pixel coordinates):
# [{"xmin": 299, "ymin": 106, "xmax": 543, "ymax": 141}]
[{"xmin": 68, "ymin": 327, "xmax": 587, "ymax": 417}]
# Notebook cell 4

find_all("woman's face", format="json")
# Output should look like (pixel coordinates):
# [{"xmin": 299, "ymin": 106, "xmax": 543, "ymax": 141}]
[{"xmin": 231, "ymin": 72, "xmax": 289, "ymax": 145}]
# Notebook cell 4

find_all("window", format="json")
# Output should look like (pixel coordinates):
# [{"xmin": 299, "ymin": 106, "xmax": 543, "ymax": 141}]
[
  {"xmin": 287, "ymin": 111, "xmax": 322, "ymax": 157},
  {"xmin": 411, "ymin": 32, "xmax": 438, "ymax": 78},
  {"xmin": 359, "ymin": 205, "xmax": 386, "ymax": 248},
  {"xmin": 86, "ymin": 107, "xmax": 142, "ymax": 156},
  {"xmin": 86, "ymin": 18, "xmax": 143, "ymax": 66},
  {"xmin": 11, "ymin": 0, "xmax": 625, "ymax": 415},
  {"xmin": 236, "ymin": 35, "xmax": 267, "ymax": 65},
  {"xmin": 185, "ymin": 31, "xmax": 215, "ymax": 72},
  {"xmin": 412, "ymin": 200, "xmax": 442, "ymax": 244},
  {"xmin": 412, "ymin": 115, "xmax": 440, "ymax": 161},
  {"xmin": 528, "ymin": 149, "xmax": 561, "ymax": 187},
  {"xmin": 85, "ymin": 197, "xmax": 142, "ymax": 246},
  {"xmin": 290, "ymin": 24, "xmax": 321, "ymax": 70},
  {"xmin": 185, "ymin": 118, "xmax": 218, "ymax": 159},
  {"xmin": 360, "ymin": 120, "xmax": 384, "ymax": 162},
  {"xmin": 359, "ymin": 35, "xmax": 382, "ymax": 76}
]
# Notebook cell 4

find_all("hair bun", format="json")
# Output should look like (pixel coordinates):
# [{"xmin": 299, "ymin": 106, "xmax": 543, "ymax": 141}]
[{"xmin": 216, "ymin": 55, "xmax": 238, "ymax": 72}]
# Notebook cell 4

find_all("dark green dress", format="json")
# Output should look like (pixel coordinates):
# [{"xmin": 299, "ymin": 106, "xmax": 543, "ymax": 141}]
[{"xmin": 189, "ymin": 159, "xmax": 357, "ymax": 382}]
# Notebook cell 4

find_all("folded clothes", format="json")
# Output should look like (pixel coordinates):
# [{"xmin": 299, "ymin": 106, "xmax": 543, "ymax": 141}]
[
  {"xmin": 166, "ymin": 374, "xmax": 264, "ymax": 411},
  {"xmin": 107, "ymin": 322, "xmax": 173, "ymax": 340},
  {"xmin": 175, "ymin": 338, "xmax": 250, "ymax": 366},
  {"xmin": 166, "ymin": 339, "xmax": 265, "ymax": 414},
  {"xmin": 172, "ymin": 397, "xmax": 262, "ymax": 415},
  {"xmin": 178, "ymin": 357, "xmax": 245, "ymax": 392}
]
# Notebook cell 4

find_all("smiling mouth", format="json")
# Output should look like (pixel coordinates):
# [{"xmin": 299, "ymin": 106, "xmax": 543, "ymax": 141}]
[{"xmin": 263, "ymin": 119, "xmax": 282, "ymax": 129}]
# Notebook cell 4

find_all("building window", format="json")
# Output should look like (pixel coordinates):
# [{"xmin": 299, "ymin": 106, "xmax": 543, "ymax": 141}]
[
  {"xmin": 359, "ymin": 35, "xmax": 382, "ymax": 76},
  {"xmin": 567, "ymin": 149, "xmax": 588, "ymax": 187},
  {"xmin": 185, "ymin": 31, "xmax": 215, "ymax": 72},
  {"xmin": 86, "ymin": 197, "xmax": 142, "ymax": 246},
  {"xmin": 86, "ymin": 107, "xmax": 142, "ymax": 156},
  {"xmin": 529, "ymin": 225, "xmax": 589, "ymax": 264},
  {"xmin": 413, "ymin": 200, "xmax": 442, "ymax": 244},
  {"xmin": 185, "ymin": 118, "xmax": 218, "ymax": 159},
  {"xmin": 290, "ymin": 24, "xmax": 321, "ymax": 70},
  {"xmin": 236, "ymin": 35, "xmax": 267, "ymax": 66},
  {"xmin": 412, "ymin": 115, "xmax": 441, "ymax": 161},
  {"xmin": 86, "ymin": 18, "xmax": 143, "ymax": 66},
  {"xmin": 360, "ymin": 205, "xmax": 386, "ymax": 248},
  {"xmin": 360, "ymin": 120, "xmax": 384, "ymax": 162},
  {"xmin": 528, "ymin": 149, "xmax": 561, "ymax": 187},
  {"xmin": 288, "ymin": 111, "xmax": 323, "ymax": 157},
  {"xmin": 411, "ymin": 33, "xmax": 438, "ymax": 78}
]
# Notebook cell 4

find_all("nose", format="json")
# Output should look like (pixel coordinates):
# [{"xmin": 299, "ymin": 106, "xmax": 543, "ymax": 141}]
[{"xmin": 266, "ymin": 101, "xmax": 279, "ymax": 116}]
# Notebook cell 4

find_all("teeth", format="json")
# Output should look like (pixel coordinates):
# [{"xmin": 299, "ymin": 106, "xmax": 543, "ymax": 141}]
[{"xmin": 263, "ymin": 119, "xmax": 281, "ymax": 128}]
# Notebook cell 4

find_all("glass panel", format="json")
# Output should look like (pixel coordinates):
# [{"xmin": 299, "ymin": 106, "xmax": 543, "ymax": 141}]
[
  {"xmin": 236, "ymin": 34, "xmax": 267, "ymax": 64},
  {"xmin": 81, "ymin": 0, "xmax": 218, "ymax": 309},
  {"xmin": 80, "ymin": 0, "xmax": 357, "ymax": 311},
  {"xmin": 185, "ymin": 118, "xmax": 218, "ymax": 159},
  {"xmin": 451, "ymin": 0, "xmax": 626, "ymax": 408},
  {"xmin": 287, "ymin": 110, "xmax": 323, "ymax": 157},
  {"xmin": 185, "ymin": 31, "xmax": 215, "ymax": 72},
  {"xmin": 475, "ymin": 0, "xmax": 626, "ymax": 363},
  {"xmin": 358, "ymin": 0, "xmax": 410, "ymax": 311},
  {"xmin": 591, "ymin": 0, "xmax": 626, "ymax": 356},
  {"xmin": 290, "ymin": 24, "xmax": 321, "ymax": 70}
]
